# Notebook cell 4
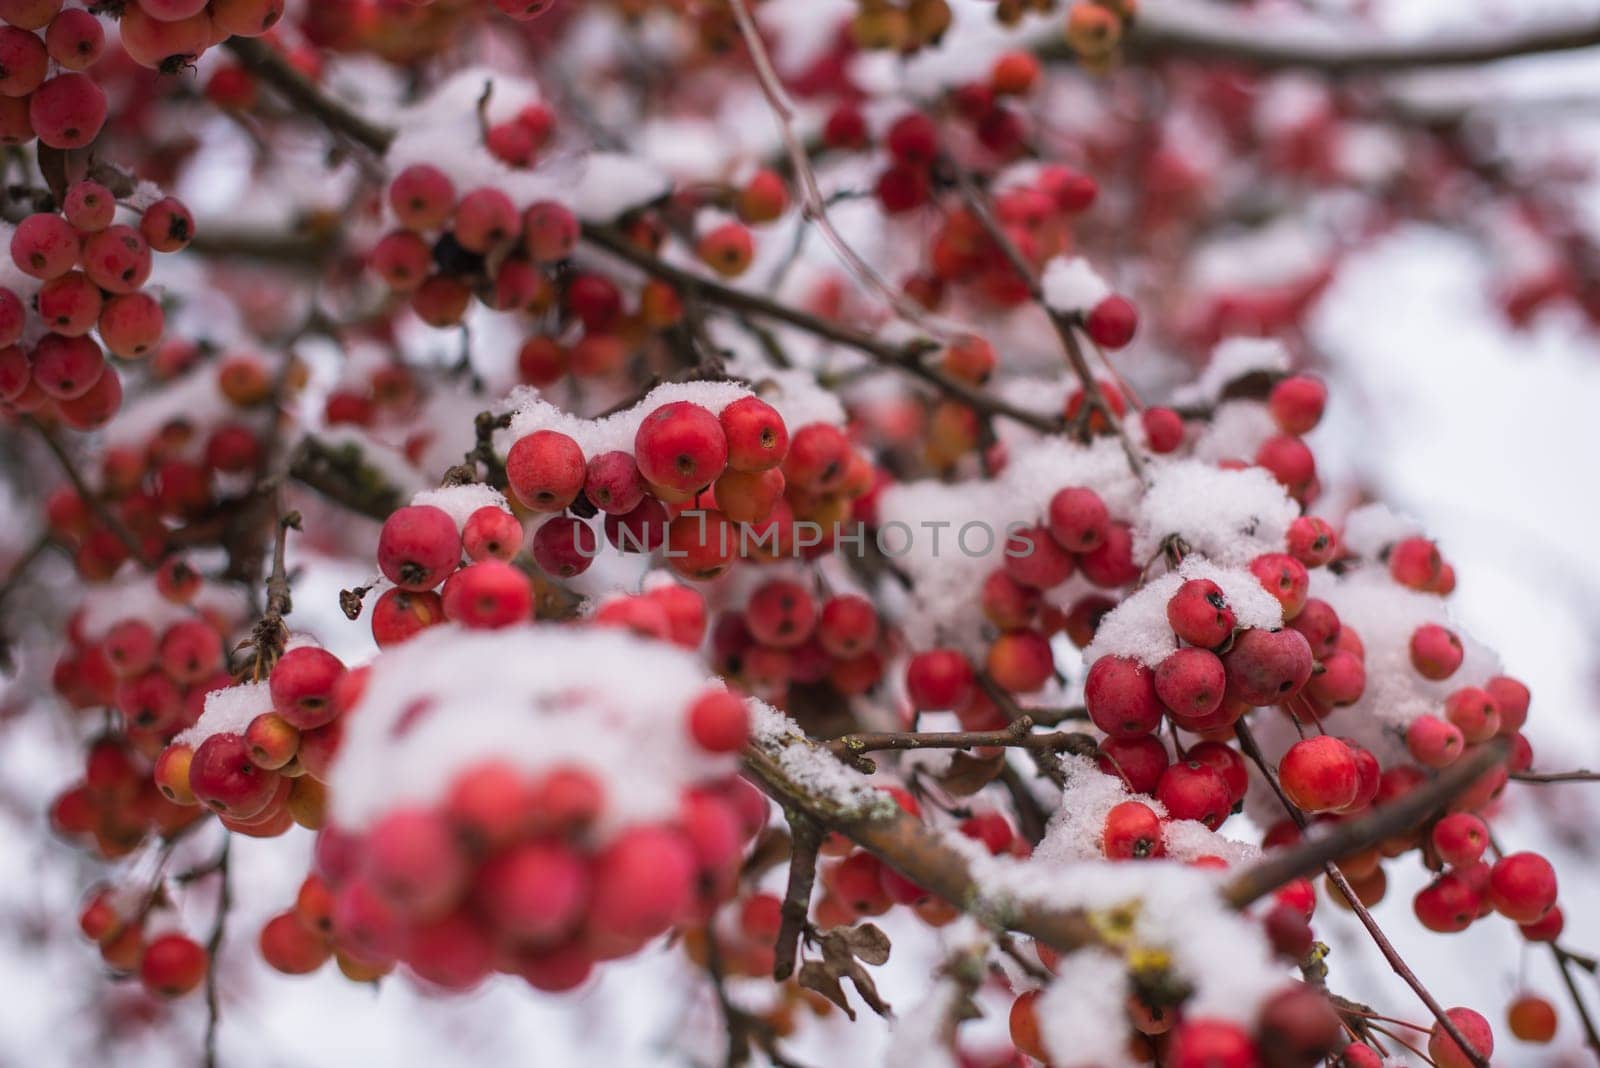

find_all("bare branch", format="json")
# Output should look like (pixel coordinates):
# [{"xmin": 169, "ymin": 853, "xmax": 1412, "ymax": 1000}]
[
  {"xmin": 1090, "ymin": 1, "xmax": 1600, "ymax": 75},
  {"xmin": 223, "ymin": 37, "xmax": 395, "ymax": 154}
]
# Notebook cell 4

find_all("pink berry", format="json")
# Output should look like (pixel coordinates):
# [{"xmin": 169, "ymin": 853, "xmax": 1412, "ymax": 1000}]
[
  {"xmin": 1406, "ymin": 714, "xmax": 1464, "ymax": 768},
  {"xmin": 1268, "ymin": 375, "xmax": 1327, "ymax": 435},
  {"xmin": 389, "ymin": 165, "xmax": 455, "ymax": 231},
  {"xmin": 11, "ymin": 212, "xmax": 79, "ymax": 280},
  {"xmin": 1154, "ymin": 647, "xmax": 1226, "ymax": 722},
  {"xmin": 1141, "ymin": 406, "xmax": 1184, "ymax": 452},
  {"xmin": 1427, "ymin": 1007, "xmax": 1494, "ymax": 1068},
  {"xmin": 1222, "ymin": 627, "xmax": 1313, "ymax": 706},
  {"xmin": 687, "ymin": 690, "xmax": 749, "ymax": 753},
  {"xmin": 588, "ymin": 826, "xmax": 696, "ymax": 939},
  {"xmin": 583, "ymin": 450, "xmax": 646, "ymax": 515},
  {"xmin": 530, "ymin": 516, "xmax": 597, "ymax": 579}
]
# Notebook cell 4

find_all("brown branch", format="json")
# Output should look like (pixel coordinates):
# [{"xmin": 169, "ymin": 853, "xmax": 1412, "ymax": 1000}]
[
  {"xmin": 741, "ymin": 742, "xmax": 1098, "ymax": 954},
  {"xmin": 1233, "ymin": 721, "xmax": 1491, "ymax": 1068},
  {"xmin": 581, "ymin": 224, "xmax": 1062, "ymax": 434},
  {"xmin": 773, "ymin": 811, "xmax": 820, "ymax": 982},
  {"xmin": 0, "ymin": 533, "xmax": 55, "ymax": 606},
  {"xmin": 25, "ymin": 416, "xmax": 154, "ymax": 568},
  {"xmin": 287, "ymin": 436, "xmax": 404, "ymax": 521},
  {"xmin": 202, "ymin": 840, "xmax": 232, "ymax": 1068},
  {"xmin": 1511, "ymin": 768, "xmax": 1600, "ymax": 784},
  {"xmin": 827, "ymin": 717, "xmax": 1096, "ymax": 768},
  {"xmin": 1073, "ymin": 2, "xmax": 1600, "ymax": 75},
  {"xmin": 223, "ymin": 38, "xmax": 395, "ymax": 155},
  {"xmin": 1554, "ymin": 944, "xmax": 1600, "ymax": 1060},
  {"xmin": 1223, "ymin": 738, "xmax": 1510, "ymax": 909}
]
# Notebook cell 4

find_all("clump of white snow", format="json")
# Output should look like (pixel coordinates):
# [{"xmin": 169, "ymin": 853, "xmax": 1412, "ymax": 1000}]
[
  {"xmin": 411, "ymin": 484, "xmax": 511, "ymax": 530},
  {"xmin": 1133, "ymin": 460, "xmax": 1298, "ymax": 568},
  {"xmin": 1041, "ymin": 257, "xmax": 1111, "ymax": 314},
  {"xmin": 1084, "ymin": 557, "xmax": 1283, "ymax": 669},
  {"xmin": 174, "ymin": 682, "xmax": 273, "ymax": 747},
  {"xmin": 329, "ymin": 624, "xmax": 737, "ymax": 834}
]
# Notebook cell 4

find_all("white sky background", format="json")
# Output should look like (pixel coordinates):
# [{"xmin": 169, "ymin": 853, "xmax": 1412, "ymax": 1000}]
[{"xmin": 5, "ymin": 2, "xmax": 1600, "ymax": 1066}]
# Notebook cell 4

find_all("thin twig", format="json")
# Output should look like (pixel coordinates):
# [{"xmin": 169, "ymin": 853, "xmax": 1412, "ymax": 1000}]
[
  {"xmin": 1554, "ymin": 944, "xmax": 1600, "ymax": 1060},
  {"xmin": 773, "ymin": 811, "xmax": 820, "ymax": 982},
  {"xmin": 1511, "ymin": 769, "xmax": 1600, "ymax": 784},
  {"xmin": 202, "ymin": 840, "xmax": 232, "ymax": 1068},
  {"xmin": 581, "ymin": 224, "xmax": 1061, "ymax": 434},
  {"xmin": 223, "ymin": 38, "xmax": 395, "ymax": 154},
  {"xmin": 826, "ymin": 718, "xmax": 1096, "ymax": 766},
  {"xmin": 944, "ymin": 164, "xmax": 1147, "ymax": 481},
  {"xmin": 724, "ymin": 0, "xmax": 951, "ymax": 339},
  {"xmin": 25, "ymin": 417, "xmax": 154, "ymax": 567}
]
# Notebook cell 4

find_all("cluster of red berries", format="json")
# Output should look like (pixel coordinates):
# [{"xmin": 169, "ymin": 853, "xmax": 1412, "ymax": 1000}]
[
  {"xmin": 102, "ymin": 0, "xmax": 283, "ymax": 73},
  {"xmin": 0, "ymin": 2, "xmax": 114, "ymax": 148},
  {"xmin": 276, "ymin": 718, "xmax": 767, "ymax": 991},
  {"xmin": 707, "ymin": 583, "xmax": 886, "ymax": 705},
  {"xmin": 1, "ymin": 179, "xmax": 194, "ymax": 429},
  {"xmin": 79, "ymin": 887, "xmax": 212, "ymax": 999},
  {"xmin": 495, "ymin": 395, "xmax": 867, "ymax": 582},
  {"xmin": 151, "ymin": 645, "xmax": 350, "ymax": 837}
]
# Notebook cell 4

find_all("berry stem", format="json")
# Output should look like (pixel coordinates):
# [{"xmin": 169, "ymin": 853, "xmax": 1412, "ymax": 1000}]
[
  {"xmin": 1552, "ymin": 943, "xmax": 1600, "ymax": 1059},
  {"xmin": 202, "ymin": 839, "xmax": 232, "ymax": 1068},
  {"xmin": 1233, "ymin": 720, "xmax": 1490, "ymax": 1068},
  {"xmin": 26, "ymin": 415, "xmax": 154, "ymax": 568},
  {"xmin": 724, "ymin": 0, "xmax": 949, "ymax": 340},
  {"xmin": 772, "ymin": 811, "xmax": 820, "ymax": 982}
]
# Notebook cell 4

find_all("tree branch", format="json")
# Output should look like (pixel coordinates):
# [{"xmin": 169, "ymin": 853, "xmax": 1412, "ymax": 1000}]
[
  {"xmin": 26, "ymin": 417, "xmax": 154, "ymax": 568},
  {"xmin": 1093, "ymin": 1, "xmax": 1600, "ymax": 75},
  {"xmin": 1223, "ymin": 738, "xmax": 1510, "ymax": 909},
  {"xmin": 1511, "ymin": 768, "xmax": 1600, "ymax": 784},
  {"xmin": 741, "ymin": 740, "xmax": 1098, "ymax": 954},
  {"xmin": 223, "ymin": 37, "xmax": 395, "ymax": 154}
]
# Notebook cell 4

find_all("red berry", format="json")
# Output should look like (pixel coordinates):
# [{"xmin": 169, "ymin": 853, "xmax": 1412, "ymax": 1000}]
[
  {"xmin": 1414, "ymin": 871, "xmax": 1481, "ymax": 933},
  {"xmin": 635, "ymin": 402, "xmax": 729, "ymax": 495},
  {"xmin": 474, "ymin": 840, "xmax": 590, "ymax": 943},
  {"xmin": 1406, "ymin": 714, "xmax": 1464, "ymax": 768},
  {"xmin": 1279, "ymin": 736, "xmax": 1359, "ymax": 813},
  {"xmin": 589, "ymin": 826, "xmax": 696, "ymax": 939},
  {"xmin": 1103, "ymin": 799, "xmax": 1165, "ymax": 859},
  {"xmin": 461, "ymin": 506, "xmax": 522, "ymax": 562},
  {"xmin": 389, "ymin": 165, "xmax": 455, "ymax": 231},
  {"xmin": 782, "ymin": 423, "xmax": 852, "ymax": 494},
  {"xmin": 1096, "ymin": 734, "xmax": 1169, "ymax": 794},
  {"xmin": 1223, "ymin": 627, "xmax": 1313, "ymax": 706},
  {"xmin": 506, "ymin": 430, "xmax": 587, "ymax": 512},
  {"xmin": 1268, "ymin": 375, "xmax": 1327, "ymax": 435},
  {"xmin": 688, "ymin": 690, "xmax": 749, "ymax": 753},
  {"xmin": 441, "ymin": 560, "xmax": 533, "ymax": 628},
  {"xmin": 30, "ymin": 73, "xmax": 106, "ymax": 149},
  {"xmin": 1487, "ymin": 852, "xmax": 1557, "ymax": 924},
  {"xmin": 1079, "ymin": 522, "xmax": 1139, "ymax": 587},
  {"xmin": 1046, "ymin": 486, "xmax": 1109, "ymax": 552},
  {"xmin": 905, "ymin": 649, "xmax": 975, "ymax": 711},
  {"xmin": 523, "ymin": 201, "xmax": 578, "ymax": 262},
  {"xmin": 1168, "ymin": 1020, "xmax": 1259, "ymax": 1068},
  {"xmin": 1086, "ymin": 656, "xmax": 1164, "ymax": 738},
  {"xmin": 269, "ymin": 646, "xmax": 346, "ymax": 730},
  {"xmin": 1507, "ymin": 993, "xmax": 1558, "ymax": 1043},
  {"xmin": 1166, "ymin": 578, "xmax": 1237, "ymax": 649},
  {"xmin": 1286, "ymin": 515, "xmax": 1338, "ymax": 567},
  {"xmin": 719, "ymin": 396, "xmax": 789, "ymax": 472},
  {"xmin": 1084, "ymin": 294, "xmax": 1137, "ymax": 348},
  {"xmin": 1154, "ymin": 647, "xmax": 1226, "ymax": 722},
  {"xmin": 1410, "ymin": 623, "xmax": 1463, "ymax": 680},
  {"xmin": 1432, "ymin": 812, "xmax": 1489, "ymax": 868},
  {"xmin": 1156, "ymin": 762, "xmax": 1232, "ymax": 830},
  {"xmin": 139, "ymin": 933, "xmax": 207, "ymax": 998},
  {"xmin": 531, "ymin": 516, "xmax": 598, "ymax": 579},
  {"xmin": 1427, "ymin": 1007, "xmax": 1494, "ymax": 1068},
  {"xmin": 189, "ymin": 732, "xmax": 281, "ymax": 819},
  {"xmin": 377, "ymin": 505, "xmax": 462, "ymax": 590},
  {"xmin": 1142, "ymin": 406, "xmax": 1184, "ymax": 452}
]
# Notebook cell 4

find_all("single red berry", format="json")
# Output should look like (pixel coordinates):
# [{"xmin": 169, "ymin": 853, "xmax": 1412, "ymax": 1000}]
[
  {"xmin": 1427, "ymin": 1007, "xmax": 1494, "ymax": 1068},
  {"xmin": 1488, "ymin": 852, "xmax": 1557, "ymax": 924},
  {"xmin": 377, "ymin": 505, "xmax": 462, "ymax": 591},
  {"xmin": 1410, "ymin": 623, "xmax": 1463, "ymax": 680},
  {"xmin": 1269, "ymin": 375, "xmax": 1327, "ymax": 435},
  {"xmin": 1086, "ymin": 656, "xmax": 1165, "ymax": 738},
  {"xmin": 1084, "ymin": 294, "xmax": 1137, "ymax": 348},
  {"xmin": 1279, "ymin": 736, "xmax": 1359, "ymax": 813},
  {"xmin": 1102, "ymin": 799, "xmax": 1165, "ymax": 860},
  {"xmin": 1166, "ymin": 578, "xmax": 1236, "ymax": 648},
  {"xmin": 506, "ymin": 430, "xmax": 587, "ymax": 512}
]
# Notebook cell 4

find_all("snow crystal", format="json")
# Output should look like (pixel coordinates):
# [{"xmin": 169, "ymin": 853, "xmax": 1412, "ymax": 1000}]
[
  {"xmin": 1041, "ymin": 257, "xmax": 1111, "ymax": 314},
  {"xmin": 748, "ymin": 702, "xmax": 897, "ymax": 820},
  {"xmin": 410, "ymin": 484, "xmax": 510, "ymax": 531},
  {"xmin": 1163, "ymin": 820, "xmax": 1259, "ymax": 866},
  {"xmin": 1132, "ymin": 460, "xmax": 1298, "ymax": 568},
  {"xmin": 1084, "ymin": 557, "xmax": 1282, "ymax": 669},
  {"xmin": 175, "ymin": 682, "xmax": 273, "ymax": 747},
  {"xmin": 1037, "ymin": 949, "xmax": 1134, "ymax": 1068},
  {"xmin": 1173, "ymin": 337, "xmax": 1290, "ymax": 408},
  {"xmin": 1190, "ymin": 400, "xmax": 1280, "ymax": 465},
  {"xmin": 329, "ymin": 625, "xmax": 736, "ymax": 833},
  {"xmin": 1036, "ymin": 755, "xmax": 1155, "ymax": 862},
  {"xmin": 1338, "ymin": 502, "xmax": 1424, "ymax": 562}
]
